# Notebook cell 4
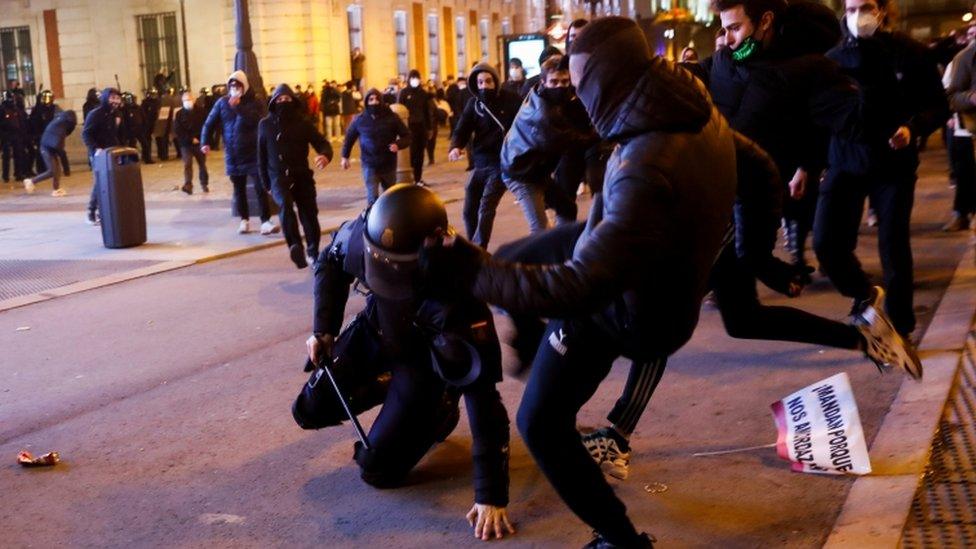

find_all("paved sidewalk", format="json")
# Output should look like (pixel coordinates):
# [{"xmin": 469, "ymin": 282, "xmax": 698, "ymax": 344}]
[{"xmin": 0, "ymin": 145, "xmax": 465, "ymax": 310}]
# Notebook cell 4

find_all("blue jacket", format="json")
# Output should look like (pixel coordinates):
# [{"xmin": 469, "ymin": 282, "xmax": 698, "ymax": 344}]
[
  {"xmin": 82, "ymin": 88, "xmax": 121, "ymax": 155},
  {"xmin": 341, "ymin": 91, "xmax": 411, "ymax": 171},
  {"xmin": 201, "ymin": 91, "xmax": 264, "ymax": 176},
  {"xmin": 40, "ymin": 109, "xmax": 77, "ymax": 150}
]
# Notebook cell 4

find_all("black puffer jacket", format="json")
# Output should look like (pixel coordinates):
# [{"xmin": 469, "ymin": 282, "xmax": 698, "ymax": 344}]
[
  {"xmin": 257, "ymin": 84, "xmax": 332, "ymax": 192},
  {"xmin": 470, "ymin": 56, "xmax": 737, "ymax": 359},
  {"xmin": 501, "ymin": 86, "xmax": 599, "ymax": 185},
  {"xmin": 450, "ymin": 64, "xmax": 522, "ymax": 168},
  {"xmin": 826, "ymin": 28, "xmax": 949, "ymax": 174},
  {"xmin": 341, "ymin": 89, "xmax": 411, "ymax": 171}
]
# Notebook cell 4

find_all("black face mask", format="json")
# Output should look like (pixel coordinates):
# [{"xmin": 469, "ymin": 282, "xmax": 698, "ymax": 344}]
[
  {"xmin": 277, "ymin": 100, "xmax": 298, "ymax": 119},
  {"xmin": 540, "ymin": 86, "xmax": 574, "ymax": 105},
  {"xmin": 478, "ymin": 88, "xmax": 495, "ymax": 102},
  {"xmin": 366, "ymin": 104, "xmax": 381, "ymax": 116}
]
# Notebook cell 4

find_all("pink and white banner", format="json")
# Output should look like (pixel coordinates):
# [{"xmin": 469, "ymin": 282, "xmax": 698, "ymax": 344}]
[{"xmin": 770, "ymin": 372, "xmax": 872, "ymax": 475}]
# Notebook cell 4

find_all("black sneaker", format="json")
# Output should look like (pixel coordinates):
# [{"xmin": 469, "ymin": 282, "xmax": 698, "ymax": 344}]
[
  {"xmin": 201, "ymin": 184, "xmax": 210, "ymax": 193},
  {"xmin": 289, "ymin": 244, "xmax": 308, "ymax": 269},
  {"xmin": 86, "ymin": 210, "xmax": 100, "ymax": 226},
  {"xmin": 583, "ymin": 532, "xmax": 655, "ymax": 548},
  {"xmin": 181, "ymin": 183, "xmax": 193, "ymax": 195}
]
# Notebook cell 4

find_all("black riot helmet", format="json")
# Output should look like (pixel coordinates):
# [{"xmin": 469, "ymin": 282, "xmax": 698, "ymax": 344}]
[
  {"xmin": 1, "ymin": 90, "xmax": 14, "ymax": 105},
  {"xmin": 121, "ymin": 92, "xmax": 136, "ymax": 105},
  {"xmin": 39, "ymin": 90, "xmax": 54, "ymax": 105},
  {"xmin": 363, "ymin": 184, "xmax": 448, "ymax": 300}
]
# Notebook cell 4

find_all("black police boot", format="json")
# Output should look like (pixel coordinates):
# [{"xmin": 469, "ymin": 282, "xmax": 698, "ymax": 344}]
[{"xmin": 583, "ymin": 532, "xmax": 655, "ymax": 548}]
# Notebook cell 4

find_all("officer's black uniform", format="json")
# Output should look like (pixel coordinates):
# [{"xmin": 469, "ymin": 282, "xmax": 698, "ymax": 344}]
[
  {"xmin": 311, "ymin": 186, "xmax": 510, "ymax": 505},
  {"xmin": 1, "ymin": 92, "xmax": 30, "ymax": 182}
]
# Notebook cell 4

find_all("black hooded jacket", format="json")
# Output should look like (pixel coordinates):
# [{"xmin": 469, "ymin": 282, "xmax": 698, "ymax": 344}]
[
  {"xmin": 826, "ymin": 27, "xmax": 949, "ymax": 174},
  {"xmin": 397, "ymin": 83, "xmax": 434, "ymax": 129},
  {"xmin": 468, "ymin": 49, "xmax": 738, "ymax": 359},
  {"xmin": 257, "ymin": 84, "xmax": 332, "ymax": 192},
  {"xmin": 341, "ymin": 89, "xmax": 411, "ymax": 171},
  {"xmin": 40, "ymin": 109, "xmax": 78, "ymax": 151},
  {"xmin": 450, "ymin": 64, "xmax": 522, "ymax": 168},
  {"xmin": 82, "ymin": 88, "xmax": 122, "ymax": 155},
  {"xmin": 501, "ymin": 86, "xmax": 599, "ymax": 185}
]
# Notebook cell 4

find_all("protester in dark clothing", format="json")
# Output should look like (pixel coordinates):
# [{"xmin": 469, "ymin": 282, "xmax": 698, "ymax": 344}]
[
  {"xmin": 398, "ymin": 70, "xmax": 436, "ymax": 184},
  {"xmin": 423, "ymin": 19, "xmax": 737, "ymax": 546},
  {"xmin": 502, "ymin": 55, "xmax": 599, "ymax": 232},
  {"xmin": 120, "ymin": 92, "xmax": 153, "ymax": 164},
  {"xmin": 82, "ymin": 87, "xmax": 123, "ymax": 224},
  {"xmin": 201, "ymin": 70, "xmax": 278, "ymax": 236},
  {"xmin": 207, "ymin": 85, "xmax": 224, "ymax": 150},
  {"xmin": 501, "ymin": 57, "xmax": 526, "ymax": 97},
  {"xmin": 258, "ymin": 84, "xmax": 332, "ymax": 268},
  {"xmin": 815, "ymin": 0, "xmax": 950, "ymax": 337},
  {"xmin": 1, "ymin": 90, "xmax": 30, "ymax": 183},
  {"xmin": 340, "ymin": 88, "xmax": 411, "ymax": 205},
  {"xmin": 321, "ymin": 81, "xmax": 342, "ymax": 140},
  {"xmin": 307, "ymin": 185, "xmax": 513, "ymax": 541},
  {"xmin": 174, "ymin": 91, "xmax": 209, "ymax": 194},
  {"xmin": 24, "ymin": 109, "xmax": 76, "ymax": 196},
  {"xmin": 445, "ymin": 74, "xmax": 468, "ymax": 134},
  {"xmin": 448, "ymin": 63, "xmax": 521, "ymax": 248}
]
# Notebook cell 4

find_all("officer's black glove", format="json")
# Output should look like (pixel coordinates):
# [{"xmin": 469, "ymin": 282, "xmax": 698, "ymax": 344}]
[{"xmin": 419, "ymin": 232, "xmax": 489, "ymax": 300}]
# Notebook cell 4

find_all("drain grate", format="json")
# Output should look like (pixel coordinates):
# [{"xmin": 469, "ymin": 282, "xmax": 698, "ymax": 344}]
[
  {"xmin": 0, "ymin": 259, "xmax": 160, "ymax": 301},
  {"xmin": 902, "ymin": 332, "xmax": 976, "ymax": 548}
]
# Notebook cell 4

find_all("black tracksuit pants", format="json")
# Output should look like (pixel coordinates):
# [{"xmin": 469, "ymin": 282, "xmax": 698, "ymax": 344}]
[
  {"xmin": 2, "ymin": 136, "xmax": 29, "ymax": 180},
  {"xmin": 408, "ymin": 123, "xmax": 428, "ymax": 183},
  {"xmin": 230, "ymin": 174, "xmax": 272, "ymax": 222},
  {"xmin": 270, "ymin": 176, "xmax": 320, "ymax": 258},
  {"xmin": 814, "ymin": 168, "xmax": 917, "ymax": 336}
]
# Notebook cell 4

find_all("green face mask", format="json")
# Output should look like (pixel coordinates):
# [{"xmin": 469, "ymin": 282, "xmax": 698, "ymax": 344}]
[{"xmin": 731, "ymin": 36, "xmax": 761, "ymax": 63}]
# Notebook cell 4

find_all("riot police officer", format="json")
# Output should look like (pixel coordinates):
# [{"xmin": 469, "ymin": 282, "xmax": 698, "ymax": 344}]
[{"xmin": 1, "ymin": 90, "xmax": 30, "ymax": 183}]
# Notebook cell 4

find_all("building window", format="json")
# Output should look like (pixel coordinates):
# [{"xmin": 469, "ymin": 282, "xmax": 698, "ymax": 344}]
[
  {"xmin": 394, "ymin": 11, "xmax": 408, "ymax": 77},
  {"xmin": 501, "ymin": 19, "xmax": 512, "ymax": 35},
  {"xmin": 136, "ymin": 13, "xmax": 181, "ymax": 92},
  {"xmin": 479, "ymin": 19, "xmax": 489, "ymax": 62},
  {"xmin": 347, "ymin": 5, "xmax": 364, "ymax": 52},
  {"xmin": 455, "ymin": 16, "xmax": 467, "ymax": 74},
  {"xmin": 0, "ymin": 26, "xmax": 35, "ymax": 95},
  {"xmin": 428, "ymin": 13, "xmax": 440, "ymax": 79}
]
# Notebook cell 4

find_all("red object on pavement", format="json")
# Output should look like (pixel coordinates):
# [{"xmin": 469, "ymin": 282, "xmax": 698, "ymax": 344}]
[{"xmin": 17, "ymin": 451, "xmax": 61, "ymax": 467}]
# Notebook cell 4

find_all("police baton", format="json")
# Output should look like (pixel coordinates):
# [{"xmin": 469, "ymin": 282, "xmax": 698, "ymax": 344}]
[{"xmin": 316, "ymin": 355, "xmax": 372, "ymax": 450}]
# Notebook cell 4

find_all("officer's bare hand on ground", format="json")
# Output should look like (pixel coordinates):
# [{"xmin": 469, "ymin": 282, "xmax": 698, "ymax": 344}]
[
  {"xmin": 466, "ymin": 503, "xmax": 515, "ymax": 541},
  {"xmin": 306, "ymin": 333, "xmax": 335, "ymax": 370}
]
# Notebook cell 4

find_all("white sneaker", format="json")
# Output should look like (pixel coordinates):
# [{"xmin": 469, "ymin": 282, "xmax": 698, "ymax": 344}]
[
  {"xmin": 238, "ymin": 219, "xmax": 250, "ymax": 234},
  {"xmin": 581, "ymin": 428, "xmax": 631, "ymax": 480},
  {"xmin": 260, "ymin": 220, "xmax": 279, "ymax": 235},
  {"xmin": 852, "ymin": 286, "xmax": 923, "ymax": 380},
  {"xmin": 23, "ymin": 178, "xmax": 35, "ymax": 193},
  {"xmin": 51, "ymin": 188, "xmax": 66, "ymax": 197}
]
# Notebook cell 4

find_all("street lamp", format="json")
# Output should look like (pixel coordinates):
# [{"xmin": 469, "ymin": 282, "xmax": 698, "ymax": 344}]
[{"xmin": 234, "ymin": 0, "xmax": 266, "ymax": 101}]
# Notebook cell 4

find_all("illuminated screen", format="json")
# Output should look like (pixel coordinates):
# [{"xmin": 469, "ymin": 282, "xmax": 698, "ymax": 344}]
[{"xmin": 507, "ymin": 38, "xmax": 546, "ymax": 79}]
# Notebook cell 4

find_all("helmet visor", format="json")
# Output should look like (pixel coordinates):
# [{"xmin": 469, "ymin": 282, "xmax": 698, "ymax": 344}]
[{"xmin": 363, "ymin": 236, "xmax": 419, "ymax": 300}]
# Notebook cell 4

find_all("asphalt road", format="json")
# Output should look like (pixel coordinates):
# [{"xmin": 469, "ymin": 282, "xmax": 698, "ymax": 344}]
[{"xmin": 0, "ymin": 147, "xmax": 972, "ymax": 548}]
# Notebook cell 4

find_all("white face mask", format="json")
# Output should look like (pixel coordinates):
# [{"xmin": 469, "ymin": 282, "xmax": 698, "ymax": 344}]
[
  {"xmin": 409, "ymin": 77, "xmax": 421, "ymax": 87},
  {"xmin": 182, "ymin": 100, "xmax": 193, "ymax": 110},
  {"xmin": 229, "ymin": 88, "xmax": 243, "ymax": 98},
  {"xmin": 510, "ymin": 68, "xmax": 524, "ymax": 79},
  {"xmin": 847, "ymin": 11, "xmax": 881, "ymax": 38}
]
